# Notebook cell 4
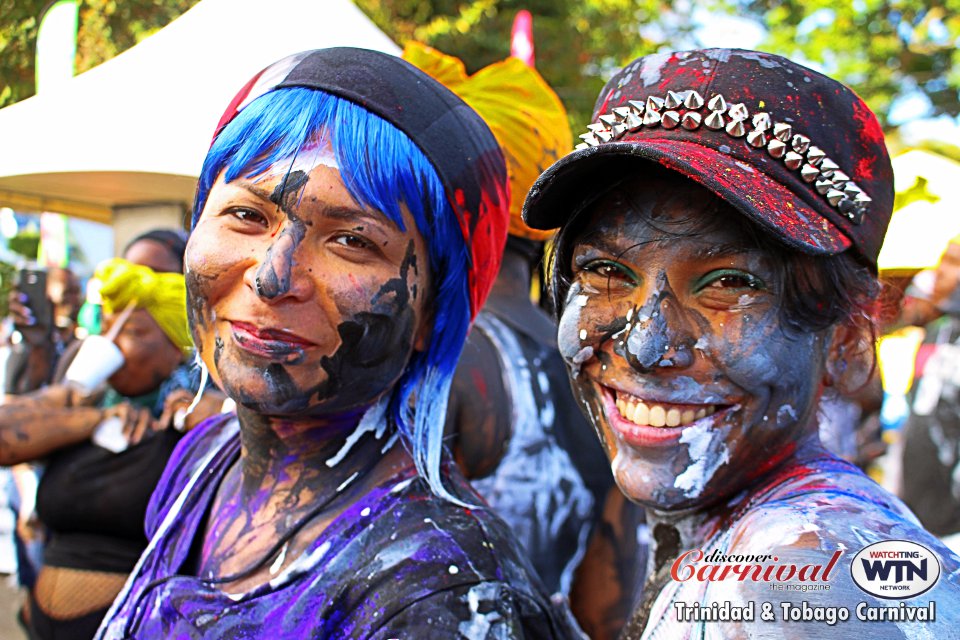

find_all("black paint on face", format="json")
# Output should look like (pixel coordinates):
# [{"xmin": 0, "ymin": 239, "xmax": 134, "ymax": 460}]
[
  {"xmin": 255, "ymin": 170, "xmax": 310, "ymax": 299},
  {"xmin": 555, "ymin": 175, "xmax": 829, "ymax": 511},
  {"xmin": 315, "ymin": 242, "xmax": 418, "ymax": 403}
]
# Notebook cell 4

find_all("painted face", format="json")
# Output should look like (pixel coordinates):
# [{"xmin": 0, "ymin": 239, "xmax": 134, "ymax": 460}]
[
  {"xmin": 106, "ymin": 309, "xmax": 184, "ymax": 397},
  {"xmin": 557, "ymin": 175, "xmax": 828, "ymax": 511},
  {"xmin": 186, "ymin": 155, "xmax": 431, "ymax": 418}
]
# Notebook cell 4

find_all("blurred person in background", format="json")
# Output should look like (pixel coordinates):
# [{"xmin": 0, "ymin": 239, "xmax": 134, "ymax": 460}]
[
  {"xmin": 401, "ymin": 43, "xmax": 624, "ymax": 618},
  {"xmin": 0, "ymin": 257, "xmax": 221, "ymax": 640},
  {"xmin": 1, "ymin": 229, "xmax": 190, "ymax": 608},
  {"xmin": 901, "ymin": 236, "xmax": 960, "ymax": 546}
]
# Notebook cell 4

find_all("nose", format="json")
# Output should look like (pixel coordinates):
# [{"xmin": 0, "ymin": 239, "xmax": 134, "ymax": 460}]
[
  {"xmin": 617, "ymin": 277, "xmax": 695, "ymax": 372},
  {"xmin": 246, "ymin": 219, "xmax": 313, "ymax": 302}
]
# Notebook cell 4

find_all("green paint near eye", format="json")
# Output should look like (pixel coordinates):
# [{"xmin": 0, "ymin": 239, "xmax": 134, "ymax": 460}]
[
  {"xmin": 693, "ymin": 269, "xmax": 766, "ymax": 293},
  {"xmin": 582, "ymin": 259, "xmax": 640, "ymax": 284}
]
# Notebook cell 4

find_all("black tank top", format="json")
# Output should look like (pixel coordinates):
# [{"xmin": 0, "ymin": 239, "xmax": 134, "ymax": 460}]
[{"xmin": 36, "ymin": 429, "xmax": 183, "ymax": 573}]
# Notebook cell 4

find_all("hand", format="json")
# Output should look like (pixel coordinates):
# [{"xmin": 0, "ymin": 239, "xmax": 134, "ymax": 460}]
[
  {"xmin": 8, "ymin": 288, "xmax": 34, "ymax": 326},
  {"xmin": 103, "ymin": 402, "xmax": 157, "ymax": 446},
  {"xmin": 16, "ymin": 510, "xmax": 44, "ymax": 544},
  {"xmin": 158, "ymin": 388, "xmax": 227, "ymax": 433}
]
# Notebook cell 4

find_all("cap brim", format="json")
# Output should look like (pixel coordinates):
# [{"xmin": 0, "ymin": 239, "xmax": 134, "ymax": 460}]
[{"xmin": 523, "ymin": 139, "xmax": 852, "ymax": 255}]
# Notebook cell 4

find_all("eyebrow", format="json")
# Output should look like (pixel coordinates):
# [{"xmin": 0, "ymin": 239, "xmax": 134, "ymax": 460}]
[{"xmin": 236, "ymin": 181, "xmax": 396, "ymax": 229}]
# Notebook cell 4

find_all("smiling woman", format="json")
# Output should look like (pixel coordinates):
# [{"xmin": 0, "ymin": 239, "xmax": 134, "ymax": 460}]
[
  {"xmin": 94, "ymin": 48, "xmax": 575, "ymax": 639},
  {"xmin": 524, "ymin": 49, "xmax": 960, "ymax": 638}
]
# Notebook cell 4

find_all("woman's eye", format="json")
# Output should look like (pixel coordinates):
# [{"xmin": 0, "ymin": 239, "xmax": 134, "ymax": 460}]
[
  {"xmin": 227, "ymin": 208, "xmax": 267, "ymax": 226},
  {"xmin": 332, "ymin": 233, "xmax": 374, "ymax": 250},
  {"xmin": 582, "ymin": 260, "xmax": 637, "ymax": 283},
  {"xmin": 695, "ymin": 269, "xmax": 766, "ymax": 292}
]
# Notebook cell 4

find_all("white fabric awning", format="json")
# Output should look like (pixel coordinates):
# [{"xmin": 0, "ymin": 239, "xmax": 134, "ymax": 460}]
[{"xmin": 0, "ymin": 0, "xmax": 399, "ymax": 223}]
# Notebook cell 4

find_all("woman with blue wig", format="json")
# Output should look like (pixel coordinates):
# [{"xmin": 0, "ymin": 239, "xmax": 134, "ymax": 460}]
[{"xmin": 95, "ymin": 48, "xmax": 574, "ymax": 639}]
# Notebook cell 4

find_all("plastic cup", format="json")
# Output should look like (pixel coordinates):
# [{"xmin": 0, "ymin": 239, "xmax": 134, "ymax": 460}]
[{"xmin": 64, "ymin": 334, "xmax": 125, "ymax": 393}]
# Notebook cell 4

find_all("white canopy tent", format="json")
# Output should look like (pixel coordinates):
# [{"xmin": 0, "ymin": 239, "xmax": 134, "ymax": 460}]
[{"xmin": 0, "ymin": 0, "xmax": 399, "ymax": 224}]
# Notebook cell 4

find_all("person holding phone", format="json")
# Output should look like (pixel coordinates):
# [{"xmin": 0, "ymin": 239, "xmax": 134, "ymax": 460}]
[
  {"xmin": 0, "ymin": 258, "xmax": 222, "ymax": 640},
  {"xmin": 3, "ymin": 266, "xmax": 82, "ymax": 395}
]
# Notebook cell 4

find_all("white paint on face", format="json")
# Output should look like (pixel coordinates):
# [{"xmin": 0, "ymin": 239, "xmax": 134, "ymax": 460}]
[
  {"xmin": 673, "ymin": 420, "xmax": 730, "ymax": 497},
  {"xmin": 262, "ymin": 139, "xmax": 339, "ymax": 179}
]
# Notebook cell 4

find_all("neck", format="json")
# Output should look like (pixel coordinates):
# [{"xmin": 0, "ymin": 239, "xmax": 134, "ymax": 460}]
[
  {"xmin": 488, "ymin": 246, "xmax": 535, "ymax": 303},
  {"xmin": 233, "ymin": 399, "xmax": 389, "ymax": 499},
  {"xmin": 644, "ymin": 436, "xmax": 829, "ymax": 574}
]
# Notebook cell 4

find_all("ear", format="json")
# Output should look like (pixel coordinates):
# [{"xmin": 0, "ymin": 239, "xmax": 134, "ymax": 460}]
[
  {"xmin": 823, "ymin": 322, "xmax": 875, "ymax": 393},
  {"xmin": 413, "ymin": 309, "xmax": 433, "ymax": 353}
]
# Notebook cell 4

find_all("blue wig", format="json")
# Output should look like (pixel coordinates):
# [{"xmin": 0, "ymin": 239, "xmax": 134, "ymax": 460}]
[{"xmin": 194, "ymin": 87, "xmax": 471, "ymax": 500}]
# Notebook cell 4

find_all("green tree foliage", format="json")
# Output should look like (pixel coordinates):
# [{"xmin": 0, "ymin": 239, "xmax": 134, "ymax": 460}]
[
  {"xmin": 0, "ymin": 0, "xmax": 200, "ymax": 108},
  {"xmin": 2, "ymin": 0, "xmax": 957, "ymax": 132},
  {"xmin": 353, "ymin": 0, "xmax": 960, "ymax": 131},
  {"xmin": 739, "ymin": 0, "xmax": 960, "ymax": 127}
]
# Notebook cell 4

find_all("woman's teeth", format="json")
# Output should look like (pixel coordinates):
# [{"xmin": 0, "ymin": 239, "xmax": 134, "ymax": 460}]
[{"xmin": 615, "ymin": 395, "xmax": 716, "ymax": 427}]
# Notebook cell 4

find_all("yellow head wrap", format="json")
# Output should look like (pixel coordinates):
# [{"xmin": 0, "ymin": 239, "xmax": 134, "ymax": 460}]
[
  {"xmin": 94, "ymin": 258, "xmax": 192, "ymax": 356},
  {"xmin": 403, "ymin": 42, "xmax": 572, "ymax": 241}
]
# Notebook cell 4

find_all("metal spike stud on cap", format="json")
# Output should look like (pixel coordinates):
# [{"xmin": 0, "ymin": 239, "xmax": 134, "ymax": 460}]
[
  {"xmin": 751, "ymin": 112, "xmax": 772, "ymax": 130},
  {"xmin": 830, "ymin": 171, "xmax": 850, "ymax": 184},
  {"xmin": 628, "ymin": 100, "xmax": 645, "ymax": 114},
  {"xmin": 599, "ymin": 114, "xmax": 619, "ymax": 127},
  {"xmin": 800, "ymin": 164, "xmax": 820, "ymax": 182},
  {"xmin": 681, "ymin": 112, "xmax": 702, "ymax": 130},
  {"xmin": 815, "ymin": 178, "xmax": 834, "ymax": 195},
  {"xmin": 594, "ymin": 129, "xmax": 613, "ymax": 142},
  {"xmin": 707, "ymin": 94, "xmax": 727, "ymax": 113},
  {"xmin": 747, "ymin": 129, "xmax": 767, "ymax": 148},
  {"xmin": 728, "ymin": 103, "xmax": 749, "ymax": 120},
  {"xmin": 726, "ymin": 119, "xmax": 747, "ymax": 137},
  {"xmin": 843, "ymin": 183, "xmax": 862, "ymax": 196},
  {"xmin": 855, "ymin": 192, "xmax": 872, "ymax": 204},
  {"xmin": 819, "ymin": 158, "xmax": 840, "ymax": 173},
  {"xmin": 575, "ymin": 142, "xmax": 590, "ymax": 150},
  {"xmin": 664, "ymin": 90, "xmax": 684, "ymax": 109},
  {"xmin": 826, "ymin": 189, "xmax": 845, "ymax": 207},
  {"xmin": 767, "ymin": 138, "xmax": 787, "ymax": 158},
  {"xmin": 587, "ymin": 123, "xmax": 605, "ymax": 132},
  {"xmin": 773, "ymin": 123, "xmax": 792, "ymax": 142},
  {"xmin": 647, "ymin": 96, "xmax": 665, "ymax": 111},
  {"xmin": 784, "ymin": 151, "xmax": 803, "ymax": 170},
  {"xmin": 624, "ymin": 112, "xmax": 643, "ymax": 131},
  {"xmin": 806, "ymin": 146, "xmax": 825, "ymax": 166},
  {"xmin": 704, "ymin": 111, "xmax": 725, "ymax": 130},
  {"xmin": 684, "ymin": 90, "xmax": 705, "ymax": 109},
  {"xmin": 613, "ymin": 107, "xmax": 633, "ymax": 119},
  {"xmin": 643, "ymin": 109, "xmax": 662, "ymax": 126},
  {"xmin": 662, "ymin": 110, "xmax": 681, "ymax": 129},
  {"xmin": 579, "ymin": 132, "xmax": 599, "ymax": 146},
  {"xmin": 791, "ymin": 134, "xmax": 810, "ymax": 153}
]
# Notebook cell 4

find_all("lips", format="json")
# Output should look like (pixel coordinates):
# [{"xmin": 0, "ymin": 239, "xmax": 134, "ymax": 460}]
[
  {"xmin": 229, "ymin": 321, "xmax": 316, "ymax": 362},
  {"xmin": 601, "ymin": 386, "xmax": 733, "ymax": 447}
]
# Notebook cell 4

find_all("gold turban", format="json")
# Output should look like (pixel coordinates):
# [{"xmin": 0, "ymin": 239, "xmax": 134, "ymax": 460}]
[
  {"xmin": 95, "ymin": 258, "xmax": 192, "ymax": 356},
  {"xmin": 403, "ymin": 42, "xmax": 572, "ymax": 241}
]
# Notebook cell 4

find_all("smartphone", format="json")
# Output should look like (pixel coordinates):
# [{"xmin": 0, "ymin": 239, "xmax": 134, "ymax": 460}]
[{"xmin": 15, "ymin": 267, "xmax": 53, "ymax": 333}]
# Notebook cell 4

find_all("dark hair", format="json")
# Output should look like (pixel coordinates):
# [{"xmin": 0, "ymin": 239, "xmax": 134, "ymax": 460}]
[
  {"xmin": 123, "ymin": 229, "xmax": 189, "ymax": 272},
  {"xmin": 550, "ymin": 169, "xmax": 881, "ymax": 339}
]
